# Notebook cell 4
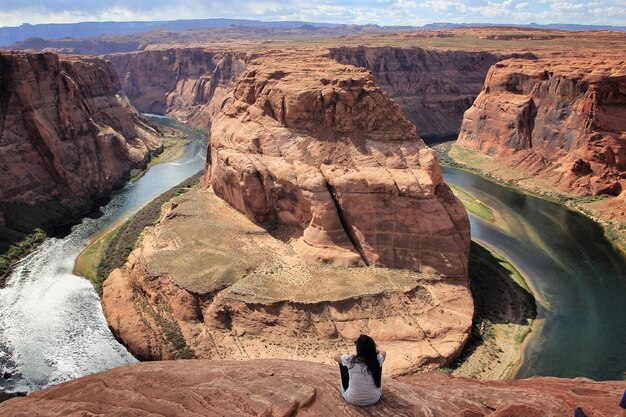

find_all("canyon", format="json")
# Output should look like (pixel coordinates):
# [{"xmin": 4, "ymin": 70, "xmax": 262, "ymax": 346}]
[
  {"xmin": 328, "ymin": 46, "xmax": 506, "ymax": 139},
  {"xmin": 0, "ymin": 51, "xmax": 162, "ymax": 253},
  {"xmin": 1, "ymin": 25, "xmax": 626, "ymax": 415},
  {"xmin": 99, "ymin": 29, "xmax": 626, "ymax": 217},
  {"xmin": 2, "ymin": 359, "xmax": 625, "ymax": 416},
  {"xmin": 102, "ymin": 51, "xmax": 473, "ymax": 375},
  {"xmin": 106, "ymin": 48, "xmax": 252, "ymax": 127}
]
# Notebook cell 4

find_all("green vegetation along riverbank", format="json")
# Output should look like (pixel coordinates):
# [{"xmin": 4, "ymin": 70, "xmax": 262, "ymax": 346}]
[
  {"xmin": 434, "ymin": 141, "xmax": 626, "ymax": 254},
  {"xmin": 447, "ymin": 241, "xmax": 536, "ymax": 380},
  {"xmin": 0, "ymin": 228, "xmax": 46, "ymax": 285},
  {"xmin": 74, "ymin": 174, "xmax": 200, "ymax": 295},
  {"xmin": 449, "ymin": 184, "xmax": 495, "ymax": 223},
  {"xmin": 130, "ymin": 126, "xmax": 190, "ymax": 181}
]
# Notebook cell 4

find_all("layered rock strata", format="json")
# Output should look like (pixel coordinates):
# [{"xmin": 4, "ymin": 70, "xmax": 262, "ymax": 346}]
[
  {"xmin": 109, "ymin": 46, "xmax": 508, "ymax": 143},
  {"xmin": 329, "ymin": 46, "xmax": 505, "ymax": 140},
  {"xmin": 0, "ymin": 51, "xmax": 162, "ymax": 247},
  {"xmin": 457, "ymin": 57, "xmax": 626, "ymax": 196},
  {"xmin": 207, "ymin": 53, "xmax": 470, "ymax": 275},
  {"xmin": 102, "ymin": 186, "xmax": 473, "ymax": 375},
  {"xmin": 2, "ymin": 359, "xmax": 624, "ymax": 417},
  {"xmin": 107, "ymin": 48, "xmax": 253, "ymax": 128}
]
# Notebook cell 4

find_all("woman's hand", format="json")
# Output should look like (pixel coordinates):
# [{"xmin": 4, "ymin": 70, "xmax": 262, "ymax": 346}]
[{"xmin": 333, "ymin": 353, "xmax": 343, "ymax": 364}]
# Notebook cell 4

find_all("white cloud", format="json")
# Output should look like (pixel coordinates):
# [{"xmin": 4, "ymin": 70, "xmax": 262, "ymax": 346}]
[
  {"xmin": 0, "ymin": 0, "xmax": 625, "ymax": 28},
  {"xmin": 551, "ymin": 1, "xmax": 584, "ymax": 11}
]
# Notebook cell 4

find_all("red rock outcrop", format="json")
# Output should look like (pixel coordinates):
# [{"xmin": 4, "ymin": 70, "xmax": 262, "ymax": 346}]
[
  {"xmin": 329, "ymin": 46, "xmax": 506, "ymax": 140},
  {"xmin": 2, "ymin": 359, "xmax": 624, "ymax": 416},
  {"xmin": 207, "ymin": 52, "xmax": 470, "ymax": 275},
  {"xmin": 0, "ymin": 51, "xmax": 162, "ymax": 243},
  {"xmin": 107, "ymin": 48, "xmax": 253, "ymax": 128},
  {"xmin": 457, "ymin": 57, "xmax": 626, "ymax": 196}
]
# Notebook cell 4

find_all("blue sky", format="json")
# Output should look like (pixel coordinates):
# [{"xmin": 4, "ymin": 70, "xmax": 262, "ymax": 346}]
[{"xmin": 0, "ymin": 0, "xmax": 625, "ymax": 27}]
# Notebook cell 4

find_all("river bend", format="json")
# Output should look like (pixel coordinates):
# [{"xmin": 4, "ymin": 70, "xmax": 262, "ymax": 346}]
[{"xmin": 0, "ymin": 116, "xmax": 207, "ymax": 393}]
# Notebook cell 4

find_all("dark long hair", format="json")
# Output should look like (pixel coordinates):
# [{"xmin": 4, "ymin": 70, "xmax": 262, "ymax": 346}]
[{"xmin": 350, "ymin": 334, "xmax": 382, "ymax": 388}]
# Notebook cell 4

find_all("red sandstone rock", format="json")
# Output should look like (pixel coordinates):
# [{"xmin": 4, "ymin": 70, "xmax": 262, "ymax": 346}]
[
  {"xmin": 207, "ymin": 52, "xmax": 470, "ymax": 275},
  {"xmin": 457, "ymin": 57, "xmax": 626, "ymax": 196},
  {"xmin": 1, "ymin": 360, "xmax": 623, "ymax": 417},
  {"xmin": 107, "ymin": 48, "xmax": 253, "ymax": 128},
  {"xmin": 329, "ymin": 46, "xmax": 506, "ymax": 139},
  {"xmin": 0, "ymin": 51, "xmax": 162, "ymax": 237}
]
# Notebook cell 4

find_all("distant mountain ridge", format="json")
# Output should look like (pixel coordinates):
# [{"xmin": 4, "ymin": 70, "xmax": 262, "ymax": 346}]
[
  {"xmin": 0, "ymin": 18, "xmax": 349, "ymax": 46},
  {"xmin": 423, "ymin": 22, "xmax": 626, "ymax": 32},
  {"xmin": 3, "ymin": 18, "xmax": 626, "ymax": 47}
]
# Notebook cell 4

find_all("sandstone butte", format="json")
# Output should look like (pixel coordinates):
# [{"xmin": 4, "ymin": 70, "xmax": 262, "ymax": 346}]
[
  {"xmin": 1, "ymin": 359, "xmax": 625, "ymax": 417},
  {"xmin": 457, "ymin": 57, "xmax": 626, "ymax": 198},
  {"xmin": 0, "ymin": 51, "xmax": 162, "ymax": 243},
  {"xmin": 2, "ymin": 27, "xmax": 625, "ymax": 415},
  {"xmin": 102, "ymin": 51, "xmax": 473, "ymax": 376}
]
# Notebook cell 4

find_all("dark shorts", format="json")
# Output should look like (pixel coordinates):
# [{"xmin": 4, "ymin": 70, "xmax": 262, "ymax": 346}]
[{"xmin": 620, "ymin": 389, "xmax": 626, "ymax": 409}]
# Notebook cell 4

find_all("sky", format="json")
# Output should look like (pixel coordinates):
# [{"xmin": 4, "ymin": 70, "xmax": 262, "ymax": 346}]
[{"xmin": 0, "ymin": 0, "xmax": 625, "ymax": 28}]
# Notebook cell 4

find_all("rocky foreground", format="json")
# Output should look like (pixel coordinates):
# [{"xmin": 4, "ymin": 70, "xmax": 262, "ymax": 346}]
[
  {"xmin": 0, "ymin": 51, "xmax": 162, "ymax": 249},
  {"xmin": 1, "ymin": 359, "xmax": 624, "ymax": 416}
]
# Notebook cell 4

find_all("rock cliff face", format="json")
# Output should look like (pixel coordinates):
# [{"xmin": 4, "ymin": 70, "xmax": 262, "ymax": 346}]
[
  {"xmin": 107, "ymin": 48, "xmax": 253, "ymax": 128},
  {"xmin": 457, "ymin": 57, "xmax": 626, "ymax": 196},
  {"xmin": 109, "ymin": 46, "xmax": 507, "ymax": 143},
  {"xmin": 0, "ymin": 51, "xmax": 161, "ymax": 245},
  {"xmin": 329, "ymin": 46, "xmax": 504, "ymax": 140},
  {"xmin": 207, "ymin": 52, "xmax": 470, "ymax": 274},
  {"xmin": 2, "ymin": 359, "xmax": 624, "ymax": 417}
]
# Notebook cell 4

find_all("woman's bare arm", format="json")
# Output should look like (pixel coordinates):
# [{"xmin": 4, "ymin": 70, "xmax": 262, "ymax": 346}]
[{"xmin": 333, "ymin": 353, "xmax": 343, "ymax": 364}]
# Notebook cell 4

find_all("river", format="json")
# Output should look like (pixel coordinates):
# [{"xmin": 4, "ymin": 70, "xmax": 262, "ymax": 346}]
[
  {"xmin": 443, "ymin": 166, "xmax": 626, "ymax": 381},
  {"xmin": 1, "ymin": 124, "xmax": 624, "ymax": 393},
  {"xmin": 0, "ymin": 116, "xmax": 207, "ymax": 393}
]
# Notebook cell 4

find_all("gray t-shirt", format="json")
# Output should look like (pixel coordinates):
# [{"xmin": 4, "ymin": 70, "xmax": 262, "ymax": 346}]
[{"xmin": 341, "ymin": 353, "xmax": 384, "ymax": 406}]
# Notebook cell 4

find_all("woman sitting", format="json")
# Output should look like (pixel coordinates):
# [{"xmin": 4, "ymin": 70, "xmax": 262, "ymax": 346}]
[{"xmin": 333, "ymin": 334, "xmax": 386, "ymax": 406}]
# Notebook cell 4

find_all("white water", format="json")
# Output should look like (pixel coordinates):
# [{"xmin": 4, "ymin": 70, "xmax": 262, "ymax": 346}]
[{"xmin": 0, "ymin": 116, "xmax": 207, "ymax": 393}]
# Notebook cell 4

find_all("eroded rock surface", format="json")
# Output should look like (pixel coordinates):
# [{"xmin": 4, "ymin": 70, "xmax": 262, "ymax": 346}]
[
  {"xmin": 107, "ymin": 48, "xmax": 253, "ymax": 128},
  {"xmin": 457, "ymin": 57, "xmax": 626, "ymax": 197},
  {"xmin": 102, "ymin": 186, "xmax": 473, "ymax": 375},
  {"xmin": 207, "ymin": 52, "xmax": 470, "ymax": 275},
  {"xmin": 0, "ymin": 51, "xmax": 162, "ymax": 244},
  {"xmin": 329, "ymin": 46, "xmax": 505, "ymax": 140},
  {"xmin": 2, "ymin": 359, "xmax": 623, "ymax": 417}
]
